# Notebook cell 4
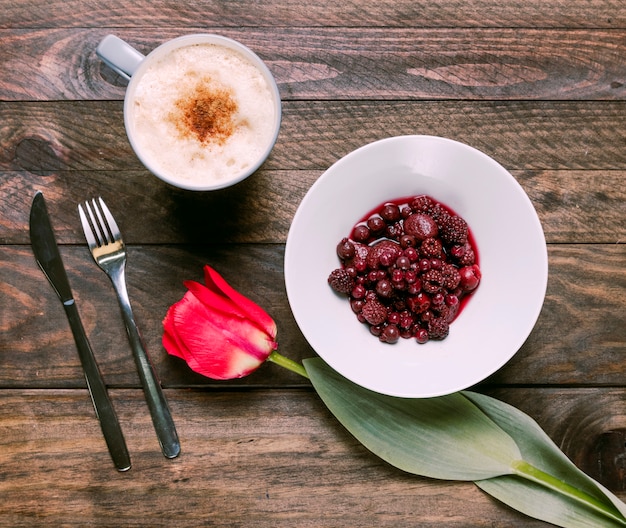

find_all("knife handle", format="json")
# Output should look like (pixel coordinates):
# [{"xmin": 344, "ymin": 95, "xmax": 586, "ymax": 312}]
[{"xmin": 64, "ymin": 300, "xmax": 131, "ymax": 471}]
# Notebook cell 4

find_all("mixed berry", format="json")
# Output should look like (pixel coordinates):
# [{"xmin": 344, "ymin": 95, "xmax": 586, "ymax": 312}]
[{"xmin": 328, "ymin": 195, "xmax": 481, "ymax": 345}]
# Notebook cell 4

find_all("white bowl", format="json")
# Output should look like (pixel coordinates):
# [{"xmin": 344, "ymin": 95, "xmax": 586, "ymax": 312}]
[{"xmin": 284, "ymin": 135, "xmax": 548, "ymax": 398}]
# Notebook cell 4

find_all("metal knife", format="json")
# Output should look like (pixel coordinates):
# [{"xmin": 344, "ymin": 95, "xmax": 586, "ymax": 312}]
[{"xmin": 29, "ymin": 191, "xmax": 131, "ymax": 471}]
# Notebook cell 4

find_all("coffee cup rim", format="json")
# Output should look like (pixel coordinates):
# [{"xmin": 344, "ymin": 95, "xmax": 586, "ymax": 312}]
[{"xmin": 123, "ymin": 34, "xmax": 282, "ymax": 191}]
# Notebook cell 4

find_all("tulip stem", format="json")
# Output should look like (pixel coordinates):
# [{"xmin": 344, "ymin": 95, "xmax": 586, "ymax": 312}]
[{"xmin": 268, "ymin": 351, "xmax": 309, "ymax": 379}]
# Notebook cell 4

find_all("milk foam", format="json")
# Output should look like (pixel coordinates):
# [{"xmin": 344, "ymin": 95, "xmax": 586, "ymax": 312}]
[{"xmin": 129, "ymin": 43, "xmax": 276, "ymax": 185}]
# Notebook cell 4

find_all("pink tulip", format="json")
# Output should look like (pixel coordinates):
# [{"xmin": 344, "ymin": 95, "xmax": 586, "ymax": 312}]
[{"xmin": 163, "ymin": 265, "xmax": 278, "ymax": 380}]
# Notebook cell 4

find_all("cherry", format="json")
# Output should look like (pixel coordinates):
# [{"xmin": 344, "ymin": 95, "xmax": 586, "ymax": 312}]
[
  {"xmin": 396, "ymin": 255, "xmax": 411, "ymax": 270},
  {"xmin": 415, "ymin": 328, "xmax": 429, "ymax": 344},
  {"xmin": 376, "ymin": 279, "xmax": 393, "ymax": 298},
  {"xmin": 380, "ymin": 203, "xmax": 401, "ymax": 222},
  {"xmin": 336, "ymin": 237, "xmax": 356, "ymax": 260},
  {"xmin": 367, "ymin": 215, "xmax": 386, "ymax": 234},
  {"xmin": 352, "ymin": 224, "xmax": 370, "ymax": 242},
  {"xmin": 459, "ymin": 265, "xmax": 481, "ymax": 292},
  {"xmin": 379, "ymin": 324, "xmax": 400, "ymax": 344},
  {"xmin": 400, "ymin": 234, "xmax": 417, "ymax": 249},
  {"xmin": 351, "ymin": 284, "xmax": 366, "ymax": 299}
]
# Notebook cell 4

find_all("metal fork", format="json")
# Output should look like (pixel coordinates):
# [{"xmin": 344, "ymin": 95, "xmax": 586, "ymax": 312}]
[{"xmin": 78, "ymin": 197, "xmax": 180, "ymax": 459}]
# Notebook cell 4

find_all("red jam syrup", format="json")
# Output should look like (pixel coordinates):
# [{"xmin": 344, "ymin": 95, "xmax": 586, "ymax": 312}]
[{"xmin": 327, "ymin": 195, "xmax": 481, "ymax": 344}]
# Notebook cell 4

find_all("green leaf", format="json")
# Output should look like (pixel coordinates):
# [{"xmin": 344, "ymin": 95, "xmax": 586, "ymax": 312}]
[
  {"xmin": 304, "ymin": 357, "xmax": 520, "ymax": 480},
  {"xmin": 304, "ymin": 358, "xmax": 626, "ymax": 527},
  {"xmin": 464, "ymin": 392, "xmax": 626, "ymax": 527},
  {"xmin": 477, "ymin": 476, "xmax": 626, "ymax": 528}
]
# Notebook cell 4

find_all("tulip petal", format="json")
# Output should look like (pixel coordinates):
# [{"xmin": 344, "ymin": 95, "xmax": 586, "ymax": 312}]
[
  {"xmin": 163, "ymin": 290, "xmax": 276, "ymax": 380},
  {"xmin": 203, "ymin": 265, "xmax": 277, "ymax": 339},
  {"xmin": 184, "ymin": 280, "xmax": 247, "ymax": 320},
  {"xmin": 162, "ymin": 304, "xmax": 185, "ymax": 359}
]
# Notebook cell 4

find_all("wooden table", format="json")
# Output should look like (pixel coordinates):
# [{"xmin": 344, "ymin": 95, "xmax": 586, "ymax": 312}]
[{"xmin": 1, "ymin": 1, "xmax": 625, "ymax": 526}]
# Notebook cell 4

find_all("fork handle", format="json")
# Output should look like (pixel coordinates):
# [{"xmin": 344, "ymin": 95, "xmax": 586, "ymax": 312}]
[
  {"xmin": 64, "ymin": 300, "xmax": 131, "ymax": 471},
  {"xmin": 111, "ymin": 277, "xmax": 181, "ymax": 459}
]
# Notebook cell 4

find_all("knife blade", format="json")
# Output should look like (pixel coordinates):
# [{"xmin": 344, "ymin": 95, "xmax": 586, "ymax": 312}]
[{"xmin": 29, "ymin": 191, "xmax": 131, "ymax": 471}]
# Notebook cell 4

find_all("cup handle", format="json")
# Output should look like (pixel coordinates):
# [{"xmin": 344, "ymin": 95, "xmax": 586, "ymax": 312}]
[{"xmin": 96, "ymin": 35, "xmax": 145, "ymax": 80}]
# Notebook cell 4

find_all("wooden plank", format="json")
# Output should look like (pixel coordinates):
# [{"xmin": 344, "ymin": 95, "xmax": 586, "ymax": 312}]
[
  {"xmin": 1, "ymin": 0, "xmax": 624, "ymax": 29},
  {"xmin": 2, "ymin": 101, "xmax": 626, "ymax": 174},
  {"xmin": 1, "ymin": 168, "xmax": 625, "ymax": 245},
  {"xmin": 0, "ymin": 387, "xmax": 624, "ymax": 527},
  {"xmin": 2, "ymin": 28, "xmax": 626, "ymax": 101},
  {"xmin": 1, "ymin": 244, "xmax": 624, "ymax": 388}
]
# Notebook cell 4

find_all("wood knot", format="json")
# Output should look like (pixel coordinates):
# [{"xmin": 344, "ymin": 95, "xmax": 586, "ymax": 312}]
[
  {"xmin": 13, "ymin": 137, "xmax": 61, "ymax": 175},
  {"xmin": 581, "ymin": 430, "xmax": 626, "ymax": 492},
  {"xmin": 99, "ymin": 61, "xmax": 129, "ymax": 88}
]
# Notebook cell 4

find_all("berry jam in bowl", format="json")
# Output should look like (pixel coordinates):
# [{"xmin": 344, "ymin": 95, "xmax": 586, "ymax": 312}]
[{"xmin": 284, "ymin": 135, "xmax": 548, "ymax": 398}]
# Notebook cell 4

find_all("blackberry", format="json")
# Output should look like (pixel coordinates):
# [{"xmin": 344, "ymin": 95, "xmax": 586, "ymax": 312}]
[
  {"xmin": 328, "ymin": 268, "xmax": 354, "ymax": 294},
  {"xmin": 441, "ymin": 264, "xmax": 461, "ymax": 290},
  {"xmin": 439, "ymin": 215, "xmax": 468, "ymax": 245},
  {"xmin": 421, "ymin": 269, "xmax": 444, "ymax": 294},
  {"xmin": 410, "ymin": 195, "xmax": 435, "ymax": 214},
  {"xmin": 420, "ymin": 237, "xmax": 443, "ymax": 258},
  {"xmin": 428, "ymin": 317, "xmax": 449, "ymax": 340},
  {"xmin": 431, "ymin": 203, "xmax": 451, "ymax": 226}
]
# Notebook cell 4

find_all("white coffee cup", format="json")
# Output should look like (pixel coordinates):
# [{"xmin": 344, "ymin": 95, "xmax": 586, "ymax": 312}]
[{"xmin": 97, "ymin": 34, "xmax": 282, "ymax": 191}]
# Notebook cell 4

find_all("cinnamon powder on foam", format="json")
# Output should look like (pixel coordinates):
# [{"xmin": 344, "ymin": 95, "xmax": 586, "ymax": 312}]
[{"xmin": 170, "ymin": 79, "xmax": 239, "ymax": 146}]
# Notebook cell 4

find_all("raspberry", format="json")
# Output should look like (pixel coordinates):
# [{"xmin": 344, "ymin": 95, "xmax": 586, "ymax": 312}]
[
  {"xmin": 366, "ymin": 240, "xmax": 402, "ymax": 270},
  {"xmin": 439, "ymin": 215, "xmax": 468, "ymax": 245},
  {"xmin": 404, "ymin": 213, "xmax": 438, "ymax": 240},
  {"xmin": 327, "ymin": 268, "xmax": 354, "ymax": 294},
  {"xmin": 361, "ymin": 299, "xmax": 388, "ymax": 326},
  {"xmin": 407, "ymin": 292, "xmax": 430, "ymax": 314},
  {"xmin": 428, "ymin": 317, "xmax": 449, "ymax": 340},
  {"xmin": 421, "ymin": 269, "xmax": 444, "ymax": 294}
]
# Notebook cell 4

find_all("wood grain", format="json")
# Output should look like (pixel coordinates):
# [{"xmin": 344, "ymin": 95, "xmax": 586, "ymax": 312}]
[
  {"xmin": 1, "ymin": 28, "xmax": 626, "ymax": 101},
  {"xmin": 1, "ymin": 387, "xmax": 625, "ymax": 527},
  {"xmin": 1, "ymin": 0, "xmax": 625, "ymax": 525},
  {"xmin": 1, "ymin": 168, "xmax": 625, "ymax": 245},
  {"xmin": 3, "ymin": 101, "xmax": 626, "ymax": 175},
  {"xmin": 1, "ymin": 0, "xmax": 625, "ymax": 29},
  {"xmin": 1, "ymin": 244, "xmax": 624, "ymax": 388}
]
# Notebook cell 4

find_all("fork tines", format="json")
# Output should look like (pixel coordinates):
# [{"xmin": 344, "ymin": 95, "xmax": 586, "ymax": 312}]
[{"xmin": 78, "ymin": 197, "xmax": 122, "ymax": 250}]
